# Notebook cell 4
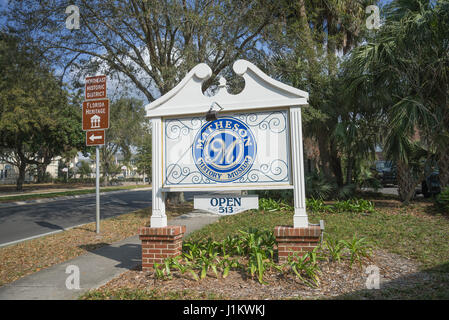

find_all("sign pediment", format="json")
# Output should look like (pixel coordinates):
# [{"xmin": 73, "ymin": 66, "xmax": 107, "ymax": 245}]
[{"xmin": 145, "ymin": 60, "xmax": 308, "ymax": 118}]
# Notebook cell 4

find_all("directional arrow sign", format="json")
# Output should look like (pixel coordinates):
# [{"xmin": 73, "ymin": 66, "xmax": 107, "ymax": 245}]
[{"xmin": 86, "ymin": 130, "xmax": 105, "ymax": 146}]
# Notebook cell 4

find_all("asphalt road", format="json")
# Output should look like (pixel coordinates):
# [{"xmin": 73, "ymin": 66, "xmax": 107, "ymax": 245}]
[{"xmin": 0, "ymin": 189, "xmax": 156, "ymax": 246}]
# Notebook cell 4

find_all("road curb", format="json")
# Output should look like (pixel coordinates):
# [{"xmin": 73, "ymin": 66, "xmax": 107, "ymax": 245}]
[{"xmin": 0, "ymin": 187, "xmax": 152, "ymax": 209}]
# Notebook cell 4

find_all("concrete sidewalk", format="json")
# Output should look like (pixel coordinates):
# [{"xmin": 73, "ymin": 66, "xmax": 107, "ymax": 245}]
[{"xmin": 0, "ymin": 210, "xmax": 220, "ymax": 300}]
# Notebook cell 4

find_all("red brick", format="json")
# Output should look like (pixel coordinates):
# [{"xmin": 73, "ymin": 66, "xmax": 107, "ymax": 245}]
[
  {"xmin": 274, "ymin": 225, "xmax": 322, "ymax": 264},
  {"xmin": 278, "ymin": 251, "xmax": 291, "ymax": 257},
  {"xmin": 142, "ymin": 252, "xmax": 156, "ymax": 258},
  {"xmin": 139, "ymin": 225, "xmax": 186, "ymax": 268}
]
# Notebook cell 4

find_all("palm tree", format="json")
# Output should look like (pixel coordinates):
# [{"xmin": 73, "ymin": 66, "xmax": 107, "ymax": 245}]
[
  {"xmin": 269, "ymin": 0, "xmax": 374, "ymax": 187},
  {"xmin": 346, "ymin": 0, "xmax": 449, "ymax": 201}
]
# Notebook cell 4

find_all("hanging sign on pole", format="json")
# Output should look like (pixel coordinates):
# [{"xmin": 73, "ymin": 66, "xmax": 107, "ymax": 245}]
[
  {"xmin": 82, "ymin": 99, "xmax": 110, "ymax": 131},
  {"xmin": 85, "ymin": 75, "xmax": 107, "ymax": 100},
  {"xmin": 83, "ymin": 75, "xmax": 108, "ymax": 234}
]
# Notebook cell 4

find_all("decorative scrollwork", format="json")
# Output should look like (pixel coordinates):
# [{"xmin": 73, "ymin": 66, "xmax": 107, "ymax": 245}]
[
  {"xmin": 164, "ymin": 111, "xmax": 290, "ymax": 186},
  {"xmin": 237, "ymin": 111, "xmax": 287, "ymax": 133},
  {"xmin": 165, "ymin": 118, "xmax": 202, "ymax": 140},
  {"xmin": 165, "ymin": 163, "xmax": 211, "ymax": 185},
  {"xmin": 239, "ymin": 159, "xmax": 289, "ymax": 183}
]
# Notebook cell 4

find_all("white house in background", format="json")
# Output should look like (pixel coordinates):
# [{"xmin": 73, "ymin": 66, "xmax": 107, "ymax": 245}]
[
  {"xmin": 0, "ymin": 150, "xmax": 147, "ymax": 184},
  {"xmin": 113, "ymin": 152, "xmax": 144, "ymax": 180},
  {"xmin": 0, "ymin": 157, "xmax": 60, "ymax": 185},
  {"xmin": 72, "ymin": 152, "xmax": 145, "ymax": 180}
]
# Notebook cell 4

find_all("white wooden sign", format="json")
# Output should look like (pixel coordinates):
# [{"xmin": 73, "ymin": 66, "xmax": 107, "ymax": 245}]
[
  {"xmin": 164, "ymin": 110, "xmax": 290, "ymax": 189},
  {"xmin": 145, "ymin": 60, "xmax": 309, "ymax": 228},
  {"xmin": 194, "ymin": 195, "xmax": 259, "ymax": 215}
]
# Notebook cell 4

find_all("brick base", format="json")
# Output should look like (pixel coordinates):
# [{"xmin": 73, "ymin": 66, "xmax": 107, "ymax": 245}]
[
  {"xmin": 274, "ymin": 225, "xmax": 321, "ymax": 263},
  {"xmin": 139, "ymin": 225, "xmax": 186, "ymax": 272}
]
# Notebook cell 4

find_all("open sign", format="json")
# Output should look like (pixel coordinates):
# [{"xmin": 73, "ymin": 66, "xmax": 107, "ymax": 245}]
[{"xmin": 194, "ymin": 195, "xmax": 258, "ymax": 215}]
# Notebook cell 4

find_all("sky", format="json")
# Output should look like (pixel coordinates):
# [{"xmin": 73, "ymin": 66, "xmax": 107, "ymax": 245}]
[{"xmin": 0, "ymin": 0, "xmax": 7, "ymax": 25}]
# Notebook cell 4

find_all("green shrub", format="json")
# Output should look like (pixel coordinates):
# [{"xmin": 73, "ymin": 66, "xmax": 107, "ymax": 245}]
[
  {"xmin": 153, "ymin": 229, "xmax": 372, "ymax": 286},
  {"xmin": 259, "ymin": 198, "xmax": 292, "ymax": 211},
  {"xmin": 255, "ymin": 189, "xmax": 293, "ymax": 204},
  {"xmin": 305, "ymin": 171, "xmax": 336, "ymax": 200},
  {"xmin": 435, "ymin": 187, "xmax": 449, "ymax": 214},
  {"xmin": 287, "ymin": 250, "xmax": 322, "ymax": 287},
  {"xmin": 333, "ymin": 199, "xmax": 375, "ymax": 214},
  {"xmin": 324, "ymin": 236, "xmax": 344, "ymax": 262},
  {"xmin": 306, "ymin": 198, "xmax": 334, "ymax": 213},
  {"xmin": 339, "ymin": 235, "xmax": 373, "ymax": 267}
]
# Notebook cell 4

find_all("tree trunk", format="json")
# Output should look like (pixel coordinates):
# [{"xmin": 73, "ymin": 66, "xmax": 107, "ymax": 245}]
[
  {"xmin": 316, "ymin": 131, "xmax": 332, "ymax": 177},
  {"xmin": 396, "ymin": 160, "xmax": 418, "ymax": 204},
  {"xmin": 330, "ymin": 154, "xmax": 344, "ymax": 187},
  {"xmin": 346, "ymin": 157, "xmax": 355, "ymax": 185},
  {"xmin": 37, "ymin": 163, "xmax": 48, "ymax": 183},
  {"xmin": 329, "ymin": 141, "xmax": 344, "ymax": 187},
  {"xmin": 437, "ymin": 149, "xmax": 449, "ymax": 188},
  {"xmin": 166, "ymin": 192, "xmax": 185, "ymax": 204},
  {"xmin": 16, "ymin": 162, "xmax": 27, "ymax": 191},
  {"xmin": 316, "ymin": 131, "xmax": 344, "ymax": 186}
]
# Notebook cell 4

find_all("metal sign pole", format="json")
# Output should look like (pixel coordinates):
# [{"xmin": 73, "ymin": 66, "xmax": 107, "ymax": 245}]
[
  {"xmin": 83, "ymin": 75, "xmax": 107, "ymax": 235},
  {"xmin": 96, "ymin": 145, "xmax": 100, "ymax": 234}
]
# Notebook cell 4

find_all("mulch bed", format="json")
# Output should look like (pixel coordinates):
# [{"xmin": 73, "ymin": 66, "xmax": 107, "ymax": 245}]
[{"xmin": 91, "ymin": 249, "xmax": 421, "ymax": 299}]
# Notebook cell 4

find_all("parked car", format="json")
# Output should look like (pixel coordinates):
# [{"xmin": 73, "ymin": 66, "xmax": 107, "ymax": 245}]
[
  {"xmin": 372, "ymin": 160, "xmax": 397, "ymax": 186},
  {"xmin": 421, "ymin": 169, "xmax": 441, "ymax": 198}
]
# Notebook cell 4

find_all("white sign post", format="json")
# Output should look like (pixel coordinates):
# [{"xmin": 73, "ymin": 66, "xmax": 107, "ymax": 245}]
[{"xmin": 144, "ymin": 60, "xmax": 309, "ymax": 228}]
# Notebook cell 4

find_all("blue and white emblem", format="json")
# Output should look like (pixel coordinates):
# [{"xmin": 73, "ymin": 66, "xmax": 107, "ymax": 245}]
[{"xmin": 193, "ymin": 117, "xmax": 257, "ymax": 182}]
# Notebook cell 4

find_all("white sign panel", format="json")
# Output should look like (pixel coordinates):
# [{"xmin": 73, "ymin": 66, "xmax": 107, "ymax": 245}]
[
  {"xmin": 145, "ymin": 60, "xmax": 310, "ymax": 228},
  {"xmin": 163, "ymin": 109, "xmax": 291, "ymax": 190},
  {"xmin": 194, "ymin": 195, "xmax": 259, "ymax": 215}
]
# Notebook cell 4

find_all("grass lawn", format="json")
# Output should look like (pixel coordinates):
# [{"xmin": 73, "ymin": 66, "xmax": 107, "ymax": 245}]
[
  {"xmin": 0, "ymin": 202, "xmax": 192, "ymax": 287},
  {"xmin": 187, "ymin": 200, "xmax": 449, "ymax": 271},
  {"xmin": 81, "ymin": 197, "xmax": 449, "ymax": 300},
  {"xmin": 0, "ymin": 184, "xmax": 150, "ymax": 203},
  {"xmin": 82, "ymin": 288, "xmax": 226, "ymax": 300}
]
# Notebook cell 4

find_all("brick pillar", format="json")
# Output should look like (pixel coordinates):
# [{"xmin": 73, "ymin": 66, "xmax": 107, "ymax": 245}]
[
  {"xmin": 139, "ymin": 225, "xmax": 186, "ymax": 272},
  {"xmin": 274, "ymin": 225, "xmax": 321, "ymax": 263}
]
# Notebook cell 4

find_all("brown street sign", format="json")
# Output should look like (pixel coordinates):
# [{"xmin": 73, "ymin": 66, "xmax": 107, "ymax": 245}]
[
  {"xmin": 86, "ymin": 130, "xmax": 105, "ymax": 146},
  {"xmin": 85, "ymin": 75, "xmax": 107, "ymax": 100},
  {"xmin": 82, "ymin": 99, "xmax": 109, "ymax": 131}
]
